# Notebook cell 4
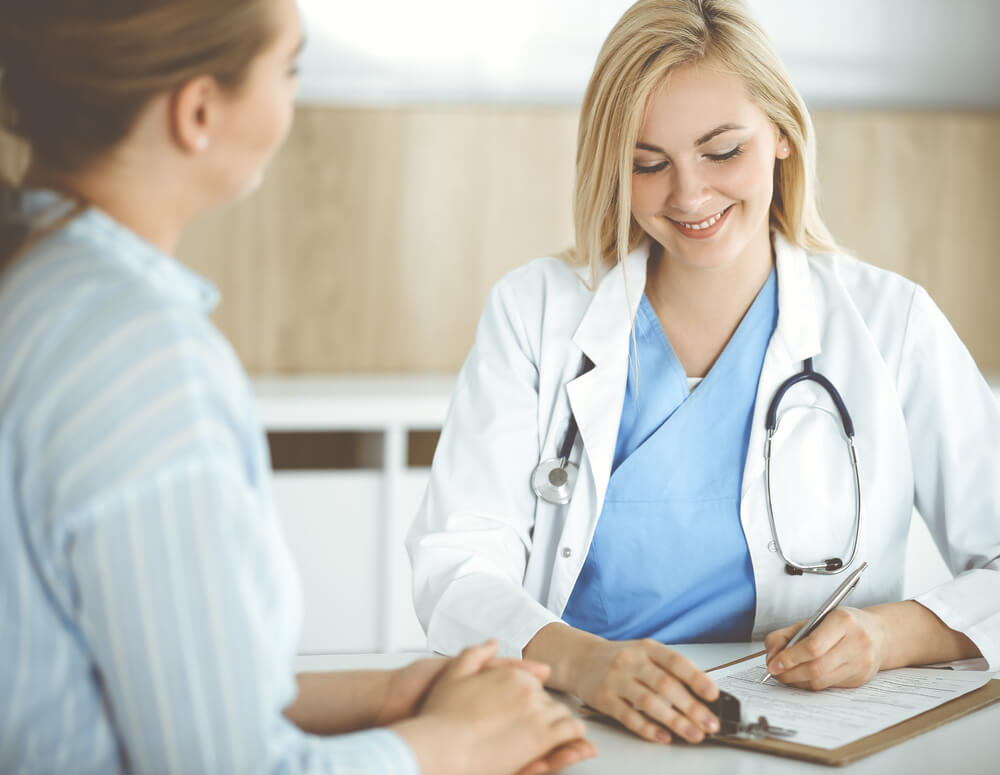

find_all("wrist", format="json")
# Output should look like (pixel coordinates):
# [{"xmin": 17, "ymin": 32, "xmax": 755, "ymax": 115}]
[
  {"xmin": 867, "ymin": 600, "xmax": 979, "ymax": 669},
  {"xmin": 371, "ymin": 669, "xmax": 398, "ymax": 727},
  {"xmin": 523, "ymin": 622, "xmax": 603, "ymax": 696}
]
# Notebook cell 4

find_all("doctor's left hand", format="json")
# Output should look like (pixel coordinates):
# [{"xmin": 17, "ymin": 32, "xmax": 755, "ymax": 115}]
[{"xmin": 764, "ymin": 606, "xmax": 890, "ymax": 690}]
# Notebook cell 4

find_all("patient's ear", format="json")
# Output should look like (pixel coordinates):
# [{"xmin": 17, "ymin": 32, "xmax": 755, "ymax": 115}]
[{"xmin": 169, "ymin": 76, "xmax": 220, "ymax": 155}]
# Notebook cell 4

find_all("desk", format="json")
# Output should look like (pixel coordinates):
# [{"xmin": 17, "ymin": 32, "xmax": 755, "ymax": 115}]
[{"xmin": 295, "ymin": 644, "xmax": 1000, "ymax": 775}]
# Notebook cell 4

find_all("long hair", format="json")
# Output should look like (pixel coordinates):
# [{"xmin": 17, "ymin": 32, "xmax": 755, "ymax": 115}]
[
  {"xmin": 0, "ymin": 0, "xmax": 279, "ymax": 269},
  {"xmin": 567, "ymin": 0, "xmax": 836, "ymax": 284}
]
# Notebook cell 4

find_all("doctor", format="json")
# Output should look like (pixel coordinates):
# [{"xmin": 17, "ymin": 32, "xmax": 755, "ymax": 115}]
[{"xmin": 408, "ymin": 0, "xmax": 1000, "ymax": 747}]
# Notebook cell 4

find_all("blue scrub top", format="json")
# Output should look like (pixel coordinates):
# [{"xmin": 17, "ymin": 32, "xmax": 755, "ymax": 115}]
[{"xmin": 563, "ymin": 267, "xmax": 778, "ymax": 643}]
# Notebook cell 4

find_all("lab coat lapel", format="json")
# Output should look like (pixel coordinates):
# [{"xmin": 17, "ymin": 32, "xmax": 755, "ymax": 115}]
[
  {"xmin": 741, "ymin": 234, "xmax": 822, "ymax": 503},
  {"xmin": 567, "ymin": 244, "xmax": 650, "ymax": 513}
]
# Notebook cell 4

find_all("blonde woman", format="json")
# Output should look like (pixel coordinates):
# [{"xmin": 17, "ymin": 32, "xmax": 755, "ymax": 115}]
[
  {"xmin": 409, "ymin": 0, "xmax": 999, "ymax": 746},
  {"xmin": 0, "ymin": 1, "xmax": 595, "ymax": 773}
]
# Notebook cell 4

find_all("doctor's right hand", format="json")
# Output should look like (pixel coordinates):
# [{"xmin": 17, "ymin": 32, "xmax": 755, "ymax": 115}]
[{"xmin": 526, "ymin": 625, "xmax": 721, "ymax": 744}]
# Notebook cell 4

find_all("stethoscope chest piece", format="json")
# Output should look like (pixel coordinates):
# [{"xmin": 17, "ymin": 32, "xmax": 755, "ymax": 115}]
[{"xmin": 531, "ymin": 458, "xmax": 579, "ymax": 505}]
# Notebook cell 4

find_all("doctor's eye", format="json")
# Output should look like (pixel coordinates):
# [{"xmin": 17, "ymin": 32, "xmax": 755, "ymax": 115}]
[
  {"xmin": 705, "ymin": 145, "xmax": 745, "ymax": 162},
  {"xmin": 633, "ymin": 160, "xmax": 669, "ymax": 175}
]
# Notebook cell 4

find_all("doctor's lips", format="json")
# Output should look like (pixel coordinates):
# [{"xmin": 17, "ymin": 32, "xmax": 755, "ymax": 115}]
[{"xmin": 667, "ymin": 204, "xmax": 735, "ymax": 239}]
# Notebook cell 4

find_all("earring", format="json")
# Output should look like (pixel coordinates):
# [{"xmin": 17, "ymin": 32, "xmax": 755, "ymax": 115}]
[{"xmin": 195, "ymin": 136, "xmax": 210, "ymax": 152}]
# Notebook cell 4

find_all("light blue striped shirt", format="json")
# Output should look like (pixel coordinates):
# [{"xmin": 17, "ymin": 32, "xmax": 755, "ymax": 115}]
[{"xmin": 0, "ymin": 189, "xmax": 418, "ymax": 775}]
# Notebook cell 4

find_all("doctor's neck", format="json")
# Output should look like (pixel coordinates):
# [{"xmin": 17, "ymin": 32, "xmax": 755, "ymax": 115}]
[{"xmin": 645, "ymin": 227, "xmax": 774, "ymax": 332}]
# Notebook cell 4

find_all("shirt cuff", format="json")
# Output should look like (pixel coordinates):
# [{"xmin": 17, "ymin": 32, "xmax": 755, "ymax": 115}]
[
  {"xmin": 318, "ymin": 728, "xmax": 421, "ymax": 775},
  {"xmin": 914, "ymin": 569, "xmax": 1000, "ymax": 671}
]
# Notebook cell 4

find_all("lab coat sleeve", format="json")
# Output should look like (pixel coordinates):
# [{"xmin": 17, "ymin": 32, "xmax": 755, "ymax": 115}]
[
  {"xmin": 407, "ymin": 271, "xmax": 562, "ymax": 658},
  {"xmin": 899, "ymin": 286, "xmax": 1000, "ymax": 669}
]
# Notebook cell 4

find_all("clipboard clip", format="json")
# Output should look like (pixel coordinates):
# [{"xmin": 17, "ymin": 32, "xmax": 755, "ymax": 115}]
[{"xmin": 706, "ymin": 690, "xmax": 797, "ymax": 740}]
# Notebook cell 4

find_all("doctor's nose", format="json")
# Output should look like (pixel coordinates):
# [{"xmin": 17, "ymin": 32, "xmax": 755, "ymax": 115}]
[{"xmin": 667, "ymin": 163, "xmax": 712, "ymax": 216}]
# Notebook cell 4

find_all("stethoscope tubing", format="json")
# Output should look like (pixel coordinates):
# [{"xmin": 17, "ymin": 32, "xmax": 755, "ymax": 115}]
[{"xmin": 531, "ymin": 355, "xmax": 862, "ymax": 575}]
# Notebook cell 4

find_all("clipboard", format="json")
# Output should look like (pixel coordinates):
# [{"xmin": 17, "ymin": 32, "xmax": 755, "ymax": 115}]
[{"xmin": 706, "ymin": 650, "xmax": 1000, "ymax": 766}]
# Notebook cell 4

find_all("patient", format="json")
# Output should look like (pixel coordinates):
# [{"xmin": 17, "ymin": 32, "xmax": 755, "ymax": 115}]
[{"xmin": 0, "ymin": 1, "xmax": 594, "ymax": 773}]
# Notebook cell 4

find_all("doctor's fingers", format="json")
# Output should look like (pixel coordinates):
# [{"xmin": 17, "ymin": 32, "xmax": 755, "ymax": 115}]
[
  {"xmin": 635, "ymin": 663, "xmax": 720, "ymax": 733},
  {"xmin": 767, "ymin": 608, "xmax": 861, "ymax": 676},
  {"xmin": 779, "ymin": 632, "xmax": 881, "ymax": 690},
  {"xmin": 620, "ymin": 675, "xmax": 719, "ymax": 743},
  {"xmin": 643, "ymin": 640, "xmax": 719, "ymax": 702},
  {"xmin": 764, "ymin": 620, "xmax": 803, "ymax": 658}
]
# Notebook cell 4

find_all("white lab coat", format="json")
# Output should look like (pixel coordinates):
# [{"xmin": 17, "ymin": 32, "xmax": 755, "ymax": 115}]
[{"xmin": 407, "ymin": 234, "xmax": 1000, "ymax": 666}]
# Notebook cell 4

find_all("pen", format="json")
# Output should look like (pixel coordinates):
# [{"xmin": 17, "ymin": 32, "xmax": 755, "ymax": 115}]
[{"xmin": 761, "ymin": 561, "xmax": 869, "ymax": 684}]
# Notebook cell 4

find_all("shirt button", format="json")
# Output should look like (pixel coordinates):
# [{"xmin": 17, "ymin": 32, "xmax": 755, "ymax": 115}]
[
  {"xmin": 561, "ymin": 547, "xmax": 573, "ymax": 558},
  {"xmin": 767, "ymin": 541, "xmax": 777, "ymax": 553}
]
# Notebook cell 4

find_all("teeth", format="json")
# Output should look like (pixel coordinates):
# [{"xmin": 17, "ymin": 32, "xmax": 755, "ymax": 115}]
[{"xmin": 681, "ymin": 209, "xmax": 726, "ymax": 229}]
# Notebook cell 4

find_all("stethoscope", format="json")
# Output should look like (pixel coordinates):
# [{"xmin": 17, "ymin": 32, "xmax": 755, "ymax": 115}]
[{"xmin": 530, "ymin": 356, "xmax": 861, "ymax": 576}]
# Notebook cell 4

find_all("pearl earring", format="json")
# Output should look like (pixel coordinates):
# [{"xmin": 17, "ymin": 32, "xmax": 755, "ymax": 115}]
[{"xmin": 195, "ymin": 136, "xmax": 210, "ymax": 152}]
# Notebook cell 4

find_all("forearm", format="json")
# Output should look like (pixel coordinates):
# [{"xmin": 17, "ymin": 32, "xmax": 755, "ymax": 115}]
[
  {"xmin": 872, "ymin": 600, "xmax": 981, "ymax": 669},
  {"xmin": 285, "ymin": 671, "xmax": 391, "ymax": 735},
  {"xmin": 522, "ymin": 622, "xmax": 605, "ymax": 694}
]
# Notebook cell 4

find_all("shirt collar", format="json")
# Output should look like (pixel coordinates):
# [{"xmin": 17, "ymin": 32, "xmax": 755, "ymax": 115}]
[
  {"xmin": 772, "ymin": 231, "xmax": 821, "ymax": 361},
  {"xmin": 4, "ymin": 187, "xmax": 220, "ymax": 314}
]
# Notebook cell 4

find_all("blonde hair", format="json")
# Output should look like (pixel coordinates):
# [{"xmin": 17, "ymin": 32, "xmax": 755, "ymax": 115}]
[
  {"xmin": 0, "ymin": 0, "xmax": 278, "ymax": 270},
  {"xmin": 568, "ymin": 0, "xmax": 836, "ymax": 282}
]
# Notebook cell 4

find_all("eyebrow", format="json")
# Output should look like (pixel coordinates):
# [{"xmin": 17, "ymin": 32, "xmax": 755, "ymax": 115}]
[
  {"xmin": 636, "ymin": 123, "xmax": 747, "ymax": 153},
  {"xmin": 290, "ymin": 34, "xmax": 307, "ymax": 59}
]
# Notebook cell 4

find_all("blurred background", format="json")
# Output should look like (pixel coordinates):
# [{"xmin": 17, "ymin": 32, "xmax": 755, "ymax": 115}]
[
  {"xmin": 2, "ymin": 0, "xmax": 998, "ymax": 656},
  {"xmin": 182, "ymin": 0, "xmax": 1000, "ymax": 377}
]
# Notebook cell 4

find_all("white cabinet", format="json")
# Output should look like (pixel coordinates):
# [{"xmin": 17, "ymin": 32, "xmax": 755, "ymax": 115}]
[
  {"xmin": 256, "ymin": 376, "xmax": 454, "ymax": 655},
  {"xmin": 275, "ymin": 470, "xmax": 433, "ymax": 655}
]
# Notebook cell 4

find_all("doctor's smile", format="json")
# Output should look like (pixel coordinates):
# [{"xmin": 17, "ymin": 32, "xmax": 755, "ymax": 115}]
[{"xmin": 666, "ymin": 203, "xmax": 735, "ymax": 238}]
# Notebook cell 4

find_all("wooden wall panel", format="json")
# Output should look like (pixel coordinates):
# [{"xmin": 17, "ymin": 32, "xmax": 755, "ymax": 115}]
[
  {"xmin": 5, "ymin": 109, "xmax": 999, "ymax": 373},
  {"xmin": 812, "ymin": 113, "xmax": 1000, "ymax": 367},
  {"xmin": 177, "ymin": 108, "xmax": 578, "ymax": 372}
]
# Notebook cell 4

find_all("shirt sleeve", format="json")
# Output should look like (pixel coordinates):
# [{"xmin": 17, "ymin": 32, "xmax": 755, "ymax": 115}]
[
  {"xmin": 65, "ymin": 453, "xmax": 418, "ymax": 775},
  {"xmin": 37, "ymin": 299, "xmax": 421, "ymax": 774},
  {"xmin": 897, "ymin": 285, "xmax": 1000, "ymax": 669}
]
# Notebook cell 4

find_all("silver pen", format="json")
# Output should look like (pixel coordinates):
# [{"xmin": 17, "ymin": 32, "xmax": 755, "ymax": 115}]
[{"xmin": 761, "ymin": 561, "xmax": 869, "ymax": 684}]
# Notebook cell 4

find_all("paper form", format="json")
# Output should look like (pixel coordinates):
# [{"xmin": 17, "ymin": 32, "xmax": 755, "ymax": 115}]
[{"xmin": 710, "ymin": 654, "xmax": 992, "ymax": 749}]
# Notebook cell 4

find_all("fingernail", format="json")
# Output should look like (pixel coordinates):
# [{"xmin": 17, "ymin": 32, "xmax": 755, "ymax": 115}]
[
  {"xmin": 773, "ymin": 660, "xmax": 784, "ymax": 671},
  {"xmin": 657, "ymin": 730, "xmax": 672, "ymax": 744},
  {"xmin": 706, "ymin": 718, "xmax": 720, "ymax": 733}
]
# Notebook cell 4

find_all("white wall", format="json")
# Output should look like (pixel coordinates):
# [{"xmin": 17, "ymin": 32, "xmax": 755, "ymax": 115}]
[{"xmin": 296, "ymin": 0, "xmax": 1000, "ymax": 107}]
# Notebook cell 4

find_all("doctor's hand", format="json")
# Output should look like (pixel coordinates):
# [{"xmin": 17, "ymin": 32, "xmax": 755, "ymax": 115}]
[
  {"xmin": 572, "ymin": 638, "xmax": 721, "ymax": 744},
  {"xmin": 764, "ymin": 606, "xmax": 890, "ymax": 690},
  {"xmin": 393, "ymin": 640, "xmax": 597, "ymax": 775}
]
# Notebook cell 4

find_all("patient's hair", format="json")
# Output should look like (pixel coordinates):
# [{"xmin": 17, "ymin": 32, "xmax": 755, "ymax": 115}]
[
  {"xmin": 0, "ymin": 0, "xmax": 278, "ymax": 267},
  {"xmin": 566, "ymin": 0, "xmax": 836, "ymax": 282}
]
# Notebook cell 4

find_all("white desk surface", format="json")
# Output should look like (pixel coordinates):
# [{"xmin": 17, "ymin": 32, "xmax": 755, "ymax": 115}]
[{"xmin": 295, "ymin": 644, "xmax": 1000, "ymax": 775}]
